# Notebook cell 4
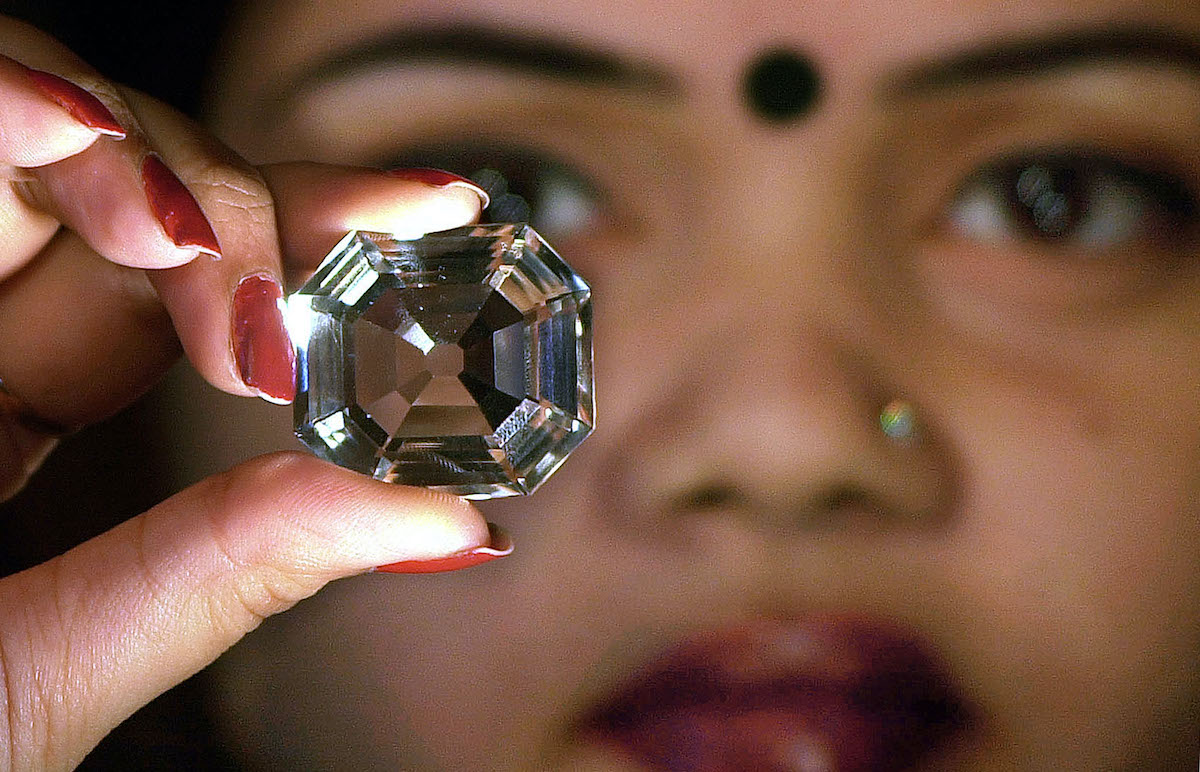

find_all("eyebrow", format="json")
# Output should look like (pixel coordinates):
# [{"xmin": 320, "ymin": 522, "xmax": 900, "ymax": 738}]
[
  {"xmin": 883, "ymin": 25, "xmax": 1200, "ymax": 98},
  {"xmin": 275, "ymin": 25, "xmax": 681, "ymax": 109}
]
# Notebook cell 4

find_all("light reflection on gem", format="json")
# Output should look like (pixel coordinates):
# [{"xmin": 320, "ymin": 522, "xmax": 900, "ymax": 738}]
[{"xmin": 289, "ymin": 224, "xmax": 593, "ymax": 498}]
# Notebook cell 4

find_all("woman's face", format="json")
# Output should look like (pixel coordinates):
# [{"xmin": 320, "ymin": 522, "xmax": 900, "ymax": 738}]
[{"xmin": 190, "ymin": 0, "xmax": 1200, "ymax": 768}]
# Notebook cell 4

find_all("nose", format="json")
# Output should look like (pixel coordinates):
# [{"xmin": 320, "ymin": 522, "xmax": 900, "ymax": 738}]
[{"xmin": 601, "ymin": 274, "xmax": 953, "ymax": 534}]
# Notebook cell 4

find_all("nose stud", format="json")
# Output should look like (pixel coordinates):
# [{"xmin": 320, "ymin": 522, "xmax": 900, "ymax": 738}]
[{"xmin": 880, "ymin": 399, "xmax": 919, "ymax": 444}]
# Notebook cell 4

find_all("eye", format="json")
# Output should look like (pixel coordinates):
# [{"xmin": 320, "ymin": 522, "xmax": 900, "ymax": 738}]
[
  {"xmin": 947, "ymin": 151, "xmax": 1198, "ymax": 253},
  {"xmin": 382, "ymin": 143, "xmax": 604, "ymax": 242}
]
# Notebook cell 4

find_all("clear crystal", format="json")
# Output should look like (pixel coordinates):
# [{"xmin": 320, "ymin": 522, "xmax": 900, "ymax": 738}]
[{"xmin": 288, "ymin": 224, "xmax": 593, "ymax": 499}]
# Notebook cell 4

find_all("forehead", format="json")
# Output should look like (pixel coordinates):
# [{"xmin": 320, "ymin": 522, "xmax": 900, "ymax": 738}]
[{"xmin": 223, "ymin": 0, "xmax": 1196, "ymax": 102}]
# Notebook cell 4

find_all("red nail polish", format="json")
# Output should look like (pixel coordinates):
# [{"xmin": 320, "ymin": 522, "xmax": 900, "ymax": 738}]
[
  {"xmin": 142, "ymin": 155, "xmax": 222, "ymax": 257},
  {"xmin": 25, "ymin": 69, "xmax": 126, "ymax": 138},
  {"xmin": 385, "ymin": 167, "xmax": 491, "ymax": 208},
  {"xmin": 233, "ymin": 274, "xmax": 297, "ymax": 403},
  {"xmin": 374, "ymin": 522, "xmax": 513, "ymax": 574}
]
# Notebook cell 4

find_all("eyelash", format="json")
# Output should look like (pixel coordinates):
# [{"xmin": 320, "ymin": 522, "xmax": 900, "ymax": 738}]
[
  {"xmin": 381, "ymin": 137, "xmax": 1198, "ymax": 312},
  {"xmin": 946, "ymin": 148, "xmax": 1199, "ymax": 254}
]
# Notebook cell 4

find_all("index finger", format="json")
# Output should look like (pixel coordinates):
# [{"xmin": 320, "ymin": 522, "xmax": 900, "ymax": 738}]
[
  {"xmin": 265, "ymin": 163, "xmax": 493, "ymax": 281},
  {"xmin": 150, "ymin": 162, "xmax": 488, "ymax": 405}
]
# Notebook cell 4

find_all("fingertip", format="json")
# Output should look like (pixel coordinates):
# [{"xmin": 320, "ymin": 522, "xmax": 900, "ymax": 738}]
[
  {"xmin": 339, "ymin": 172, "xmax": 487, "ymax": 239},
  {"xmin": 148, "ymin": 244, "xmax": 206, "ymax": 269},
  {"xmin": 26, "ymin": 143, "xmax": 209, "ymax": 270},
  {"xmin": 384, "ymin": 167, "xmax": 491, "ymax": 209},
  {"xmin": 372, "ymin": 520, "xmax": 512, "ymax": 574},
  {"xmin": 263, "ymin": 163, "xmax": 488, "ymax": 268},
  {"xmin": 0, "ymin": 54, "xmax": 108, "ymax": 166},
  {"xmin": 24, "ymin": 68, "xmax": 127, "ymax": 139},
  {"xmin": 197, "ymin": 452, "xmax": 494, "ymax": 577}
]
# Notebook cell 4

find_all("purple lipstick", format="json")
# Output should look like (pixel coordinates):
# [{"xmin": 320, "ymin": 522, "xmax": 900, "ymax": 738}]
[{"xmin": 580, "ymin": 615, "xmax": 973, "ymax": 771}]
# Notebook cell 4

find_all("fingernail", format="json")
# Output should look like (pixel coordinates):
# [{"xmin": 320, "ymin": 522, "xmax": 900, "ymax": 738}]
[
  {"xmin": 374, "ymin": 522, "xmax": 513, "ymax": 574},
  {"xmin": 142, "ymin": 154, "xmax": 222, "ymax": 258},
  {"xmin": 25, "ymin": 69, "xmax": 126, "ymax": 138},
  {"xmin": 232, "ymin": 274, "xmax": 297, "ymax": 404},
  {"xmin": 385, "ymin": 167, "xmax": 491, "ymax": 209}
]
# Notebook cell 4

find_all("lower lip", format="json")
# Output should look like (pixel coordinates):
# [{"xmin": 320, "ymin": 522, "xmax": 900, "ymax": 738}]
[{"xmin": 578, "ymin": 615, "xmax": 973, "ymax": 772}]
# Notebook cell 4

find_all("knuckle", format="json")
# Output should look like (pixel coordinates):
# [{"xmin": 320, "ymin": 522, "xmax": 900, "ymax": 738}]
[
  {"xmin": 194, "ymin": 161, "xmax": 274, "ymax": 215},
  {"xmin": 70, "ymin": 73, "xmax": 123, "ymax": 110},
  {"xmin": 193, "ymin": 163, "xmax": 277, "ymax": 237},
  {"xmin": 207, "ymin": 566, "xmax": 320, "ymax": 637}
]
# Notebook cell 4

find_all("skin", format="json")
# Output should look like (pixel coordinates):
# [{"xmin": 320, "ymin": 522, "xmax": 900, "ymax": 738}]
[
  {"xmin": 174, "ymin": 0, "xmax": 1200, "ymax": 769},
  {"xmin": 0, "ymin": 12, "xmax": 498, "ymax": 771},
  {"xmin": 1, "ymin": 0, "xmax": 1193, "ymax": 768}
]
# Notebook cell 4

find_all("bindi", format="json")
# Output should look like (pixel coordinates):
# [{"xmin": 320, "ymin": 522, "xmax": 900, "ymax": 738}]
[{"xmin": 742, "ymin": 48, "xmax": 822, "ymax": 123}]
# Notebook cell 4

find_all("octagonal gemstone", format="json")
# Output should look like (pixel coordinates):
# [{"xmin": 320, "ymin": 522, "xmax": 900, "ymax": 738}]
[{"xmin": 288, "ymin": 224, "xmax": 593, "ymax": 498}]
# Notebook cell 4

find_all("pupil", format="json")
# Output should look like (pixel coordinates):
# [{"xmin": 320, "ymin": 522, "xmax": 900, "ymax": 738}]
[{"xmin": 1008, "ymin": 161, "xmax": 1082, "ymax": 238}]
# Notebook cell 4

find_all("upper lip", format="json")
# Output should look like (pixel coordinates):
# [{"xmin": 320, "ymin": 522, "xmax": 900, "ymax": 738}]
[{"xmin": 577, "ymin": 614, "xmax": 974, "ymax": 772}]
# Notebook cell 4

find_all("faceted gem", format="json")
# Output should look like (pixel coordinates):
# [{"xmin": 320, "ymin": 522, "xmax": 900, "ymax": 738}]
[{"xmin": 288, "ymin": 224, "xmax": 593, "ymax": 499}]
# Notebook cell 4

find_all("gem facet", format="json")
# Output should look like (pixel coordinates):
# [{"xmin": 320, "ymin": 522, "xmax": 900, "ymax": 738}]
[{"xmin": 288, "ymin": 224, "xmax": 593, "ymax": 498}]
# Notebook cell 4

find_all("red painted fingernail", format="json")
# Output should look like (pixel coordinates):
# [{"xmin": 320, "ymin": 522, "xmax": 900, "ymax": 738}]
[
  {"xmin": 385, "ymin": 167, "xmax": 491, "ymax": 208},
  {"xmin": 142, "ymin": 154, "xmax": 222, "ymax": 258},
  {"xmin": 374, "ymin": 522, "xmax": 513, "ymax": 574},
  {"xmin": 25, "ymin": 68, "xmax": 126, "ymax": 138},
  {"xmin": 233, "ymin": 274, "xmax": 297, "ymax": 404}
]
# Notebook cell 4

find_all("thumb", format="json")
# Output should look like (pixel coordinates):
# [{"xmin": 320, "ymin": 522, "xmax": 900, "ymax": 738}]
[{"xmin": 0, "ymin": 451, "xmax": 510, "ymax": 771}]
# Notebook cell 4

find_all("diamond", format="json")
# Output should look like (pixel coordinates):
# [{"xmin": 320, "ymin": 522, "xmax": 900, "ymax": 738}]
[{"xmin": 288, "ymin": 224, "xmax": 594, "ymax": 499}]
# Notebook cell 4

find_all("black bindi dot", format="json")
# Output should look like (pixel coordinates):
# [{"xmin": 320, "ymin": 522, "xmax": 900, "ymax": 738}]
[{"xmin": 742, "ymin": 48, "xmax": 822, "ymax": 124}]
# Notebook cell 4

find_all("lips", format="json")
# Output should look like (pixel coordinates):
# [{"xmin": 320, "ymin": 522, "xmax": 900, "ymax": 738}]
[{"xmin": 578, "ymin": 616, "xmax": 973, "ymax": 772}]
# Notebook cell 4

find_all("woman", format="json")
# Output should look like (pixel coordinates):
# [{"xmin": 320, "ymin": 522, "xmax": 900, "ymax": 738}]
[{"xmin": 1, "ymin": 0, "xmax": 1198, "ymax": 769}]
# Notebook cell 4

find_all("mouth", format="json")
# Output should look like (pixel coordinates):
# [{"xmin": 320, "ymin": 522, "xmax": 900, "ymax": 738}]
[{"xmin": 577, "ymin": 615, "xmax": 974, "ymax": 772}]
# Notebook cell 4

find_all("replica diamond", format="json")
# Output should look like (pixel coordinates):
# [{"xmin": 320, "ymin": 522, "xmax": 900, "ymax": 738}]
[{"xmin": 289, "ymin": 224, "xmax": 593, "ymax": 498}]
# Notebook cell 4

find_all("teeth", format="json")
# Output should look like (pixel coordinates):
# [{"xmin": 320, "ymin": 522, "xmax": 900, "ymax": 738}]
[{"xmin": 781, "ymin": 734, "xmax": 835, "ymax": 772}]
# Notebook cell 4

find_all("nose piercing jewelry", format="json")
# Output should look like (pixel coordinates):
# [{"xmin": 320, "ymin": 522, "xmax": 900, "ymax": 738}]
[{"xmin": 880, "ymin": 399, "xmax": 918, "ymax": 444}]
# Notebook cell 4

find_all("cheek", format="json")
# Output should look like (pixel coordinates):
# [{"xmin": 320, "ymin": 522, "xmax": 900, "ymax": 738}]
[
  {"xmin": 578, "ymin": 237, "xmax": 705, "ymax": 441},
  {"xmin": 938, "ymin": 362, "xmax": 1200, "ymax": 763}
]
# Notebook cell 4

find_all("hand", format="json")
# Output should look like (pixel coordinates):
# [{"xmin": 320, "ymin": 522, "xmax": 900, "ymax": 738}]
[{"xmin": 0, "ymin": 16, "xmax": 505, "ymax": 771}]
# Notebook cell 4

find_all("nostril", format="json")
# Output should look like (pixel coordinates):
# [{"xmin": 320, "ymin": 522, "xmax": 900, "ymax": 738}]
[
  {"xmin": 673, "ymin": 481, "xmax": 744, "ymax": 512},
  {"xmin": 669, "ymin": 480, "xmax": 924, "ymax": 530},
  {"xmin": 803, "ymin": 482, "xmax": 940, "ymax": 531},
  {"xmin": 814, "ymin": 484, "xmax": 875, "ymax": 514}
]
